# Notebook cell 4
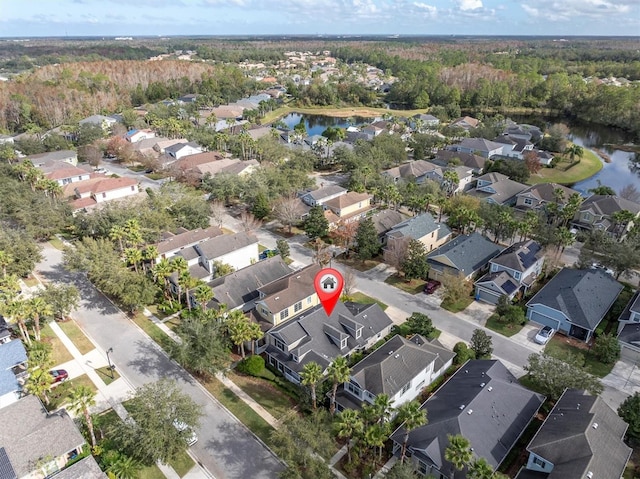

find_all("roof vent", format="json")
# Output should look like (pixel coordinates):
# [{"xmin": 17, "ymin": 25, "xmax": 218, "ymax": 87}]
[
  {"xmin": 480, "ymin": 382, "xmax": 486, "ymax": 387},
  {"xmin": 459, "ymin": 404, "xmax": 465, "ymax": 410},
  {"xmin": 487, "ymin": 386, "xmax": 493, "ymax": 392},
  {"xmin": 465, "ymin": 370, "xmax": 468, "ymax": 373},
  {"xmin": 467, "ymin": 409, "xmax": 473, "ymax": 415},
  {"xmin": 592, "ymin": 423, "xmax": 598, "ymax": 429},
  {"xmin": 275, "ymin": 296, "xmax": 280, "ymax": 300},
  {"xmin": 394, "ymin": 354, "xmax": 400, "ymax": 359},
  {"xmin": 586, "ymin": 472, "xmax": 593, "ymax": 479},
  {"xmin": 388, "ymin": 350, "xmax": 394, "ymax": 355}
]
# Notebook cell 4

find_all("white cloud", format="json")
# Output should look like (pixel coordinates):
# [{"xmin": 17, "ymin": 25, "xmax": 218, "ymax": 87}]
[
  {"xmin": 520, "ymin": 0, "xmax": 637, "ymax": 21},
  {"xmin": 457, "ymin": 0, "xmax": 482, "ymax": 11}
]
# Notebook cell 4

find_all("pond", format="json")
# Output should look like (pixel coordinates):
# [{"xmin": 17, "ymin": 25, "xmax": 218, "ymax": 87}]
[{"xmin": 279, "ymin": 113, "xmax": 373, "ymax": 137}]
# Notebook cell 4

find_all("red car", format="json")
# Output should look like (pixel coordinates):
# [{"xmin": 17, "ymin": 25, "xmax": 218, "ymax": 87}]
[
  {"xmin": 49, "ymin": 369, "xmax": 68, "ymax": 383},
  {"xmin": 424, "ymin": 280, "xmax": 441, "ymax": 294}
]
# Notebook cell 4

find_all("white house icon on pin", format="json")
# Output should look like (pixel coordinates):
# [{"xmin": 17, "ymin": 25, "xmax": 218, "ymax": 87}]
[{"xmin": 322, "ymin": 276, "xmax": 336, "ymax": 290}]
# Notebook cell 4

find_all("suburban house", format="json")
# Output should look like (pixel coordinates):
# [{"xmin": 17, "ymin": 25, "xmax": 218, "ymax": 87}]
[
  {"xmin": 474, "ymin": 240, "xmax": 545, "ymax": 304},
  {"xmin": 370, "ymin": 210, "xmax": 409, "ymax": 246},
  {"xmin": 39, "ymin": 162, "xmax": 91, "ymax": 186},
  {"xmin": 0, "ymin": 395, "xmax": 87, "ymax": 478},
  {"xmin": 410, "ymin": 113, "xmax": 440, "ymax": 130},
  {"xmin": 0, "ymin": 340, "xmax": 27, "ymax": 409},
  {"xmin": 265, "ymin": 302, "xmax": 394, "ymax": 384},
  {"xmin": 66, "ymin": 177, "xmax": 139, "ymax": 210},
  {"xmin": 301, "ymin": 185, "xmax": 347, "ymax": 207},
  {"xmin": 27, "ymin": 150, "xmax": 78, "ymax": 167},
  {"xmin": 153, "ymin": 138, "xmax": 188, "ymax": 156},
  {"xmin": 196, "ymin": 158, "xmax": 259, "ymax": 179},
  {"xmin": 205, "ymin": 256, "xmax": 292, "ymax": 313},
  {"xmin": 254, "ymin": 264, "xmax": 321, "ymax": 328},
  {"xmin": 170, "ymin": 231, "xmax": 259, "ymax": 283},
  {"xmin": 52, "ymin": 456, "xmax": 106, "ymax": 479},
  {"xmin": 335, "ymin": 334, "xmax": 455, "ymax": 412},
  {"xmin": 323, "ymin": 191, "xmax": 373, "ymax": 226},
  {"xmin": 526, "ymin": 268, "xmax": 623, "ymax": 342},
  {"xmin": 433, "ymin": 149, "xmax": 485, "ymax": 174},
  {"xmin": 515, "ymin": 389, "xmax": 631, "ymax": 479},
  {"xmin": 515, "ymin": 183, "xmax": 580, "ymax": 211},
  {"xmin": 165, "ymin": 142, "xmax": 204, "ymax": 160},
  {"xmin": 504, "ymin": 123, "xmax": 543, "ymax": 143},
  {"xmin": 382, "ymin": 160, "xmax": 440, "ymax": 184},
  {"xmin": 427, "ymin": 233, "xmax": 502, "ymax": 281},
  {"xmin": 155, "ymin": 226, "xmax": 224, "ymax": 262},
  {"xmin": 572, "ymin": 195, "xmax": 640, "ymax": 239},
  {"xmin": 493, "ymin": 134, "xmax": 534, "ymax": 160},
  {"xmin": 384, "ymin": 213, "xmax": 453, "ymax": 262},
  {"xmin": 0, "ymin": 316, "xmax": 10, "ymax": 344},
  {"xmin": 390, "ymin": 360, "xmax": 545, "ymax": 479},
  {"xmin": 450, "ymin": 116, "xmax": 479, "ymax": 130},
  {"xmin": 471, "ymin": 172, "xmax": 529, "ymax": 205},
  {"xmin": 616, "ymin": 290, "xmax": 640, "ymax": 362},
  {"xmin": 124, "ymin": 129, "xmax": 156, "ymax": 143},
  {"xmin": 448, "ymin": 138, "xmax": 504, "ymax": 159},
  {"xmin": 79, "ymin": 114, "xmax": 117, "ymax": 130},
  {"xmin": 170, "ymin": 151, "xmax": 226, "ymax": 181}
]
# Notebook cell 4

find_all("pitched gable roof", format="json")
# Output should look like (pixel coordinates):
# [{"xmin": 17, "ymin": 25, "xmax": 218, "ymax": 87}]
[
  {"xmin": 490, "ymin": 240, "xmax": 543, "ymax": 273},
  {"xmin": 525, "ymin": 389, "xmax": 631, "ymax": 479},
  {"xmin": 351, "ymin": 335, "xmax": 454, "ymax": 397},
  {"xmin": 304, "ymin": 185, "xmax": 347, "ymax": 202},
  {"xmin": 387, "ymin": 212, "xmax": 451, "ymax": 241},
  {"xmin": 156, "ymin": 226, "xmax": 223, "ymax": 255},
  {"xmin": 458, "ymin": 137, "xmax": 504, "ymax": 153},
  {"xmin": 435, "ymin": 149, "xmax": 486, "ymax": 171},
  {"xmin": 518, "ymin": 183, "xmax": 579, "ymax": 204},
  {"xmin": 196, "ymin": 231, "xmax": 258, "ymax": 259},
  {"xmin": 526, "ymin": 268, "xmax": 623, "ymax": 331},
  {"xmin": 257, "ymin": 264, "xmax": 321, "ymax": 313},
  {"xmin": 428, "ymin": 233, "xmax": 502, "ymax": 276},
  {"xmin": 0, "ymin": 340, "xmax": 27, "ymax": 370},
  {"xmin": 383, "ymin": 160, "xmax": 439, "ymax": 180},
  {"xmin": 370, "ymin": 210, "xmax": 409, "ymax": 236},
  {"xmin": 324, "ymin": 191, "xmax": 371, "ymax": 210},
  {"xmin": 580, "ymin": 195, "xmax": 640, "ymax": 216},
  {"xmin": 391, "ymin": 360, "xmax": 544, "ymax": 478}
]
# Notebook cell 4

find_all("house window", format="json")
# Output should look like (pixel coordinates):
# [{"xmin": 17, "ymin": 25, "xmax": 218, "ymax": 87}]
[
  {"xmin": 274, "ymin": 339, "xmax": 285, "ymax": 352},
  {"xmin": 131, "ymin": 185, "xmax": 135, "ymax": 191},
  {"xmin": 418, "ymin": 461, "xmax": 428, "ymax": 474},
  {"xmin": 355, "ymin": 328, "xmax": 362, "ymax": 339},
  {"xmin": 532, "ymin": 457, "xmax": 547, "ymax": 468},
  {"xmin": 294, "ymin": 301, "xmax": 302, "ymax": 313},
  {"xmin": 307, "ymin": 296, "xmax": 312, "ymax": 304},
  {"xmin": 102, "ymin": 192, "xmax": 106, "ymax": 198},
  {"xmin": 583, "ymin": 212, "xmax": 592, "ymax": 221},
  {"xmin": 340, "ymin": 338, "xmax": 347, "ymax": 349},
  {"xmin": 524, "ymin": 198, "xmax": 533, "ymax": 206},
  {"xmin": 280, "ymin": 309, "xmax": 289, "ymax": 321},
  {"xmin": 514, "ymin": 272, "xmax": 521, "ymax": 280},
  {"xmin": 292, "ymin": 354, "xmax": 299, "ymax": 363},
  {"xmin": 77, "ymin": 176, "xmax": 83, "ymax": 181},
  {"xmin": 431, "ymin": 232, "xmax": 435, "ymax": 238},
  {"xmin": 401, "ymin": 381, "xmax": 412, "ymax": 395},
  {"xmin": 347, "ymin": 380, "xmax": 361, "ymax": 396}
]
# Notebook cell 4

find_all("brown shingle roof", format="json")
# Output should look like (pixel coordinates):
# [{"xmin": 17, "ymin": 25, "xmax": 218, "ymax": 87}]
[
  {"xmin": 324, "ymin": 191, "xmax": 372, "ymax": 210},
  {"xmin": 156, "ymin": 226, "xmax": 223, "ymax": 255},
  {"xmin": 258, "ymin": 264, "xmax": 321, "ymax": 314}
]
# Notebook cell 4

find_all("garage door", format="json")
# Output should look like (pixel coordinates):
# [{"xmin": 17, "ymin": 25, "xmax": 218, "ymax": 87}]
[
  {"xmin": 528, "ymin": 311, "xmax": 561, "ymax": 331},
  {"xmin": 475, "ymin": 288, "xmax": 500, "ymax": 305},
  {"xmin": 621, "ymin": 344, "xmax": 640, "ymax": 363}
]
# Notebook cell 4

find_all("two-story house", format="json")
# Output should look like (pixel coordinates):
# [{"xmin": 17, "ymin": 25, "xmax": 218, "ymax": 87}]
[
  {"xmin": 370, "ymin": 210, "xmax": 409, "ymax": 246},
  {"xmin": 165, "ymin": 142, "xmax": 204, "ymax": 160},
  {"xmin": 67, "ymin": 177, "xmax": 139, "ymax": 210},
  {"xmin": 384, "ymin": 212, "xmax": 453, "ymax": 263},
  {"xmin": 125, "ymin": 129, "xmax": 156, "ymax": 143},
  {"xmin": 516, "ymin": 389, "xmax": 631, "ymax": 479},
  {"xmin": 254, "ymin": 264, "xmax": 321, "ymax": 328},
  {"xmin": 265, "ymin": 302, "xmax": 393, "ymax": 384},
  {"xmin": 572, "ymin": 195, "xmax": 640, "ymax": 239},
  {"xmin": 40, "ymin": 163, "xmax": 91, "ymax": 186},
  {"xmin": 335, "ymin": 334, "xmax": 454, "ymax": 413},
  {"xmin": 526, "ymin": 268, "xmax": 623, "ymax": 342},
  {"xmin": 427, "ymin": 233, "xmax": 502, "ymax": 281},
  {"xmin": 474, "ymin": 240, "xmax": 544, "ymax": 304},
  {"xmin": 323, "ymin": 191, "xmax": 373, "ymax": 227},
  {"xmin": 493, "ymin": 134, "xmax": 534, "ymax": 160},
  {"xmin": 515, "ymin": 183, "xmax": 580, "ymax": 212},
  {"xmin": 27, "ymin": 150, "xmax": 78, "ymax": 167},
  {"xmin": 471, "ymin": 172, "xmax": 528, "ymax": 206},
  {"xmin": 382, "ymin": 161, "xmax": 440, "ymax": 185},
  {"xmin": 300, "ymin": 185, "xmax": 347, "ymax": 207},
  {"xmin": 155, "ymin": 226, "xmax": 224, "ymax": 262},
  {"xmin": 433, "ymin": 149, "xmax": 485, "ymax": 174},
  {"xmin": 447, "ymin": 138, "xmax": 504, "ymax": 159},
  {"xmin": 616, "ymin": 290, "xmax": 640, "ymax": 362},
  {"xmin": 0, "ymin": 340, "xmax": 27, "ymax": 409}
]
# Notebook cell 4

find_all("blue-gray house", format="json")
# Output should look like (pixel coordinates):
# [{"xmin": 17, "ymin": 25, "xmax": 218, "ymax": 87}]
[{"xmin": 525, "ymin": 268, "xmax": 623, "ymax": 342}]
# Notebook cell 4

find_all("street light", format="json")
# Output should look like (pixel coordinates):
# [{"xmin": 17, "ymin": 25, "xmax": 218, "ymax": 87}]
[{"xmin": 106, "ymin": 347, "xmax": 114, "ymax": 379}]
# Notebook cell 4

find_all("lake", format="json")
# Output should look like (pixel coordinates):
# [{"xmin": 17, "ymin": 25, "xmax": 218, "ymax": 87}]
[{"xmin": 280, "ymin": 113, "xmax": 373, "ymax": 136}]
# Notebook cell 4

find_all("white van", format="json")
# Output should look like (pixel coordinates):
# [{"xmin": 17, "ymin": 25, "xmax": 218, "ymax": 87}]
[{"xmin": 173, "ymin": 420, "xmax": 198, "ymax": 446}]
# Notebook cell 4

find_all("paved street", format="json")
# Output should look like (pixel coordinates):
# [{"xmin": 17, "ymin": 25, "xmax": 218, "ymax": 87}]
[{"xmin": 36, "ymin": 244, "xmax": 283, "ymax": 479}]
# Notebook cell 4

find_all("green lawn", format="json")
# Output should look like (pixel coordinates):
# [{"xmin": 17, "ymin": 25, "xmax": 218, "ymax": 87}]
[
  {"xmin": 441, "ymin": 296, "xmax": 474, "ymax": 313},
  {"xmin": 384, "ymin": 275, "xmax": 426, "ymax": 295},
  {"xmin": 139, "ymin": 465, "xmax": 166, "ymax": 479},
  {"xmin": 57, "ymin": 320, "xmax": 94, "ymax": 355},
  {"xmin": 349, "ymin": 291, "xmax": 388, "ymax": 311},
  {"xmin": 164, "ymin": 316, "xmax": 182, "ymax": 331},
  {"xmin": 544, "ymin": 335, "xmax": 614, "ymax": 378},
  {"xmin": 147, "ymin": 304, "xmax": 170, "ymax": 320},
  {"xmin": 228, "ymin": 371, "xmax": 297, "ymax": 420},
  {"xmin": 49, "ymin": 237, "xmax": 66, "ymax": 250},
  {"xmin": 130, "ymin": 312, "xmax": 174, "ymax": 350},
  {"xmin": 202, "ymin": 377, "xmax": 274, "ymax": 446},
  {"xmin": 485, "ymin": 314, "xmax": 525, "ymax": 337},
  {"xmin": 40, "ymin": 323, "xmax": 74, "ymax": 365},
  {"xmin": 168, "ymin": 450, "xmax": 195, "ymax": 477},
  {"xmin": 48, "ymin": 374, "xmax": 96, "ymax": 411},
  {"xmin": 23, "ymin": 276, "xmax": 40, "ymax": 287},
  {"xmin": 95, "ymin": 365, "xmax": 121, "ymax": 386},
  {"xmin": 258, "ymin": 244, "xmax": 268, "ymax": 253},
  {"xmin": 528, "ymin": 147, "xmax": 603, "ymax": 185},
  {"xmin": 335, "ymin": 255, "xmax": 382, "ymax": 272}
]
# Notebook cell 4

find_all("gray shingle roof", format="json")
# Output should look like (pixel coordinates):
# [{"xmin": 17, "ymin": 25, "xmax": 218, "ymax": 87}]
[
  {"xmin": 383, "ymin": 160, "xmax": 438, "ymax": 181},
  {"xmin": 156, "ymin": 226, "xmax": 223, "ymax": 255},
  {"xmin": 0, "ymin": 448, "xmax": 16, "ymax": 479},
  {"xmin": 0, "ymin": 396, "xmax": 85, "ymax": 478},
  {"xmin": 428, "ymin": 233, "xmax": 502, "ymax": 276},
  {"xmin": 526, "ymin": 268, "xmax": 623, "ymax": 331},
  {"xmin": 0, "ymin": 369, "xmax": 19, "ymax": 397},
  {"xmin": 27, "ymin": 150, "xmax": 77, "ymax": 163},
  {"xmin": 490, "ymin": 240, "xmax": 543, "ymax": 273},
  {"xmin": 580, "ymin": 195, "xmax": 640, "ymax": 216},
  {"xmin": 517, "ymin": 183, "xmax": 579, "ymax": 204},
  {"xmin": 525, "ymin": 389, "xmax": 631, "ymax": 479},
  {"xmin": 475, "ymin": 271, "xmax": 520, "ymax": 296},
  {"xmin": 390, "ymin": 360, "xmax": 544, "ymax": 479},
  {"xmin": 257, "ymin": 264, "xmax": 321, "ymax": 314},
  {"xmin": 196, "ymin": 231, "xmax": 257, "ymax": 260},
  {"xmin": 302, "ymin": 185, "xmax": 347, "ymax": 202},
  {"xmin": 0, "ymin": 340, "xmax": 27, "ymax": 370},
  {"xmin": 370, "ymin": 210, "xmax": 409, "ymax": 236},
  {"xmin": 434, "ymin": 149, "xmax": 486, "ymax": 171},
  {"xmin": 52, "ymin": 456, "xmax": 107, "ymax": 479},
  {"xmin": 208, "ymin": 256, "xmax": 292, "ymax": 311},
  {"xmin": 387, "ymin": 213, "xmax": 451, "ymax": 242},
  {"xmin": 457, "ymin": 137, "xmax": 505, "ymax": 153},
  {"xmin": 350, "ymin": 335, "xmax": 454, "ymax": 397}
]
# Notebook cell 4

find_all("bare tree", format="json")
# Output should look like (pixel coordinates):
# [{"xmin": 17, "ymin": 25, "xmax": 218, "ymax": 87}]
[
  {"xmin": 239, "ymin": 211, "xmax": 262, "ymax": 232},
  {"xmin": 78, "ymin": 144, "xmax": 103, "ymax": 167},
  {"xmin": 342, "ymin": 269, "xmax": 357, "ymax": 297},
  {"xmin": 312, "ymin": 238, "xmax": 332, "ymax": 267},
  {"xmin": 620, "ymin": 184, "xmax": 640, "ymax": 203},
  {"xmin": 210, "ymin": 201, "xmax": 226, "ymax": 227},
  {"xmin": 273, "ymin": 195, "xmax": 304, "ymax": 233},
  {"xmin": 384, "ymin": 238, "xmax": 409, "ymax": 276}
]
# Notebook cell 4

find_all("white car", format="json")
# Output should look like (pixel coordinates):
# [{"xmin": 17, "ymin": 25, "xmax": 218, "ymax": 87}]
[
  {"xmin": 534, "ymin": 326, "xmax": 555, "ymax": 345},
  {"xmin": 173, "ymin": 420, "xmax": 198, "ymax": 446}
]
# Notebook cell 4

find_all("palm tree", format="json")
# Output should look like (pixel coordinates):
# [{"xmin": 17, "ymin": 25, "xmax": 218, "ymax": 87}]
[
  {"xmin": 300, "ymin": 361, "xmax": 323, "ymax": 410},
  {"xmin": 612, "ymin": 209, "xmax": 637, "ymax": 240},
  {"xmin": 370, "ymin": 393, "xmax": 393, "ymax": 424},
  {"xmin": 142, "ymin": 245, "xmax": 159, "ymax": 271},
  {"xmin": 170, "ymin": 257, "xmax": 188, "ymax": 305},
  {"xmin": 226, "ymin": 310, "xmax": 252, "ymax": 359},
  {"xmin": 193, "ymin": 283, "xmax": 214, "ymax": 311},
  {"xmin": 335, "ymin": 409, "xmax": 363, "ymax": 463},
  {"xmin": 28, "ymin": 297, "xmax": 53, "ymax": 342},
  {"xmin": 123, "ymin": 219, "xmax": 143, "ymax": 247},
  {"xmin": 468, "ymin": 458, "xmax": 494, "ymax": 479},
  {"xmin": 25, "ymin": 368, "xmax": 53, "ymax": 405},
  {"xmin": 327, "ymin": 355, "xmax": 351, "ymax": 414},
  {"xmin": 109, "ymin": 225, "xmax": 126, "ymax": 253},
  {"xmin": 5, "ymin": 299, "xmax": 31, "ymax": 345},
  {"xmin": 67, "ymin": 385, "xmax": 97, "ymax": 448},
  {"xmin": 247, "ymin": 321, "xmax": 263, "ymax": 355},
  {"xmin": 445, "ymin": 434, "xmax": 473, "ymax": 474},
  {"xmin": 107, "ymin": 453, "xmax": 142, "ymax": 479},
  {"xmin": 397, "ymin": 400, "xmax": 427, "ymax": 463},
  {"xmin": 0, "ymin": 250, "xmax": 13, "ymax": 278},
  {"xmin": 566, "ymin": 143, "xmax": 584, "ymax": 164},
  {"xmin": 365, "ymin": 423, "xmax": 388, "ymax": 462},
  {"xmin": 124, "ymin": 248, "xmax": 143, "ymax": 273},
  {"xmin": 178, "ymin": 271, "xmax": 199, "ymax": 310},
  {"xmin": 152, "ymin": 259, "xmax": 174, "ymax": 307}
]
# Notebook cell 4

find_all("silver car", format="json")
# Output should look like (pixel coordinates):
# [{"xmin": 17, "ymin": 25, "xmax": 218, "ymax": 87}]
[{"xmin": 534, "ymin": 326, "xmax": 555, "ymax": 345}]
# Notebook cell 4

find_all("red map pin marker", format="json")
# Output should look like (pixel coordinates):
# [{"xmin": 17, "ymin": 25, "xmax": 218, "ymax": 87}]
[{"xmin": 314, "ymin": 268, "xmax": 344, "ymax": 317}]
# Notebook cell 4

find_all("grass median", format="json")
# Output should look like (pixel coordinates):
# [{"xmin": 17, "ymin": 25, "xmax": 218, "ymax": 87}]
[{"xmin": 527, "ymin": 148, "xmax": 603, "ymax": 185}]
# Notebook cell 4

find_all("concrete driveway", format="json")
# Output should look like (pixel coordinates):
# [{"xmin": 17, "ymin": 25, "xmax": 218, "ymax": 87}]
[
  {"xmin": 37, "ymin": 244, "xmax": 283, "ymax": 479},
  {"xmin": 602, "ymin": 360, "xmax": 640, "ymax": 410}
]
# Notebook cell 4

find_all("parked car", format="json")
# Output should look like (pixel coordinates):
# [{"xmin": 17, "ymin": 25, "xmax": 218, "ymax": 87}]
[
  {"xmin": 259, "ymin": 249, "xmax": 279, "ymax": 260},
  {"xmin": 49, "ymin": 369, "xmax": 68, "ymax": 383},
  {"xmin": 173, "ymin": 420, "xmax": 198, "ymax": 446},
  {"xmin": 534, "ymin": 326, "xmax": 555, "ymax": 345},
  {"xmin": 424, "ymin": 280, "xmax": 441, "ymax": 294}
]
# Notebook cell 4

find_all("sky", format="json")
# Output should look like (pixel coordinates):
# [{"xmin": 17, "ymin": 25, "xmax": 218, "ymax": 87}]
[{"xmin": 1, "ymin": 0, "xmax": 639, "ymax": 37}]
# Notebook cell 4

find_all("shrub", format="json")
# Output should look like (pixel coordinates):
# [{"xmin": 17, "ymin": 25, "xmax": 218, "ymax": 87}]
[
  {"xmin": 236, "ymin": 355, "xmax": 265, "ymax": 376},
  {"xmin": 592, "ymin": 333, "xmax": 621, "ymax": 364},
  {"xmin": 453, "ymin": 342, "xmax": 475, "ymax": 364}
]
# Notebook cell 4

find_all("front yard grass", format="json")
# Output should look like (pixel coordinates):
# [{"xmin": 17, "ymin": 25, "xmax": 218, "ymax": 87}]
[
  {"xmin": 147, "ymin": 305, "xmax": 170, "ymax": 320},
  {"xmin": 384, "ymin": 275, "xmax": 426, "ymax": 295},
  {"xmin": 335, "ymin": 255, "xmax": 382, "ymax": 272},
  {"xmin": 95, "ymin": 365, "xmax": 121, "ymax": 386},
  {"xmin": 49, "ymin": 237, "xmax": 66, "ymax": 250},
  {"xmin": 48, "ymin": 374, "xmax": 96, "ymax": 411},
  {"xmin": 139, "ymin": 465, "xmax": 166, "ymax": 479},
  {"xmin": 41, "ymin": 323, "xmax": 74, "ymax": 365},
  {"xmin": 202, "ymin": 376, "xmax": 274, "ymax": 446},
  {"xmin": 485, "ymin": 314, "xmax": 525, "ymax": 338},
  {"xmin": 167, "ymin": 450, "xmax": 195, "ymax": 477},
  {"xmin": 130, "ymin": 312, "xmax": 174, "ymax": 351},
  {"xmin": 527, "ymin": 147, "xmax": 603, "ymax": 185},
  {"xmin": 349, "ymin": 291, "xmax": 388, "ymax": 311},
  {"xmin": 544, "ymin": 335, "xmax": 614, "ymax": 378},
  {"xmin": 228, "ymin": 371, "xmax": 297, "ymax": 420},
  {"xmin": 441, "ymin": 296, "xmax": 474, "ymax": 313},
  {"xmin": 57, "ymin": 320, "xmax": 94, "ymax": 355},
  {"xmin": 23, "ymin": 276, "xmax": 40, "ymax": 287}
]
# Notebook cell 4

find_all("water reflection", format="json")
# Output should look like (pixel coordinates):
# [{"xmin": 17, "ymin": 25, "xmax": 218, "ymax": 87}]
[{"xmin": 280, "ymin": 113, "xmax": 372, "ymax": 136}]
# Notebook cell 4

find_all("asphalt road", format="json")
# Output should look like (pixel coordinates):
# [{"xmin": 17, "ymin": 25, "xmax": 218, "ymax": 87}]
[{"xmin": 36, "ymin": 244, "xmax": 284, "ymax": 479}]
